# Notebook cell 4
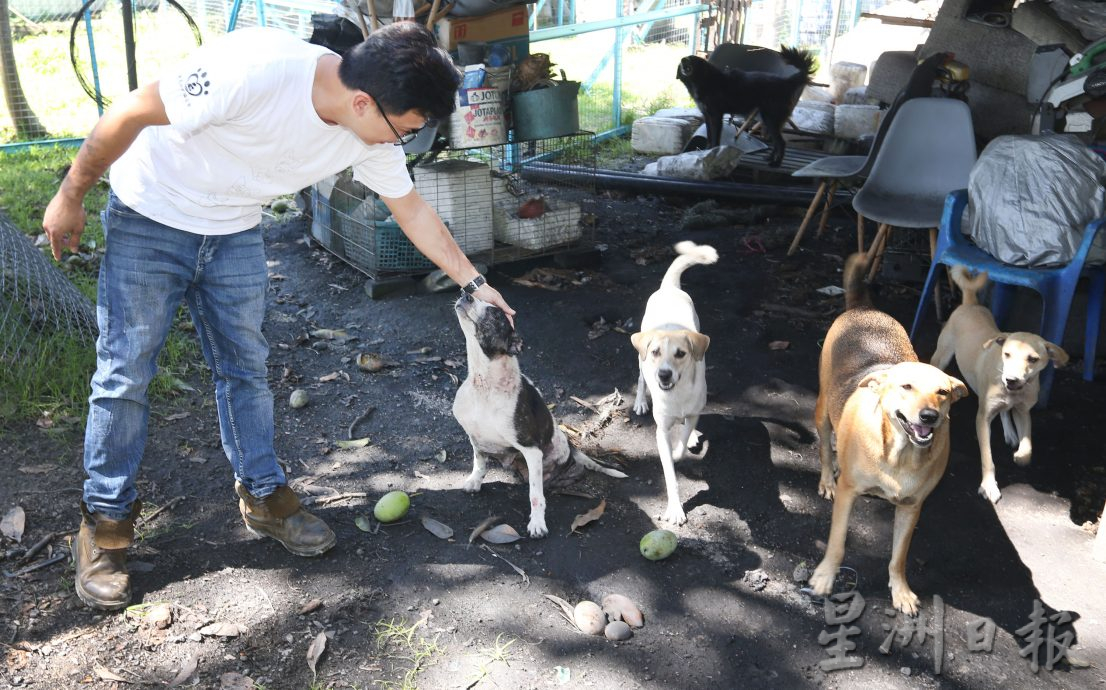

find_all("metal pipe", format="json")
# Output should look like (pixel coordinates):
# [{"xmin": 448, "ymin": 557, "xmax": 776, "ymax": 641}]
[{"xmin": 520, "ymin": 162, "xmax": 851, "ymax": 206}]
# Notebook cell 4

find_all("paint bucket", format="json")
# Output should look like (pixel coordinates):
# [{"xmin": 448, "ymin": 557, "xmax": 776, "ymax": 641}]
[{"xmin": 449, "ymin": 86, "xmax": 507, "ymax": 148}]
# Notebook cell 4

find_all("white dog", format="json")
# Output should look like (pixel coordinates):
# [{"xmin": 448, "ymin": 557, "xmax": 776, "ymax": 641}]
[
  {"xmin": 631, "ymin": 241, "xmax": 717, "ymax": 524},
  {"xmin": 930, "ymin": 267, "xmax": 1068, "ymax": 503},
  {"xmin": 453, "ymin": 294, "xmax": 626, "ymax": 537}
]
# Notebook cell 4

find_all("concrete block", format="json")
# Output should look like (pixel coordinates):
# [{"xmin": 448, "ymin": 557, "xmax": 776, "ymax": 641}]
[{"xmin": 631, "ymin": 116, "xmax": 700, "ymax": 155}]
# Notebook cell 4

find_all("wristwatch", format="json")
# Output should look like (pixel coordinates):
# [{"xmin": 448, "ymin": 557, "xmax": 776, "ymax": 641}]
[{"xmin": 461, "ymin": 274, "xmax": 486, "ymax": 295}]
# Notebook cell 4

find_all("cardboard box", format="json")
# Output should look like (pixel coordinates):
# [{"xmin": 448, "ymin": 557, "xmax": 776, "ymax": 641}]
[{"xmin": 435, "ymin": 6, "xmax": 530, "ymax": 50}]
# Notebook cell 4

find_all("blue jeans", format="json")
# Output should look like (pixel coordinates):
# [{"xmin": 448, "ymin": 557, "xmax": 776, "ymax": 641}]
[{"xmin": 83, "ymin": 191, "xmax": 285, "ymax": 519}]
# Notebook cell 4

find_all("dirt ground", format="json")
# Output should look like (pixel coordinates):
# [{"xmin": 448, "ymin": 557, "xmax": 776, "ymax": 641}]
[{"xmin": 2, "ymin": 182, "xmax": 1105, "ymax": 689}]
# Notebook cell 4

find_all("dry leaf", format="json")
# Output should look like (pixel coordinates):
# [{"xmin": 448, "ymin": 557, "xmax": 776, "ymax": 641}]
[
  {"xmin": 94, "ymin": 665, "xmax": 131, "ymax": 683},
  {"xmin": 306, "ymin": 631, "xmax": 327, "ymax": 680},
  {"xmin": 199, "ymin": 622, "xmax": 247, "ymax": 637},
  {"xmin": 335, "ymin": 437, "xmax": 370, "ymax": 449},
  {"xmin": 480, "ymin": 524, "xmax": 521, "ymax": 544},
  {"xmin": 17, "ymin": 464, "xmax": 53, "ymax": 474},
  {"xmin": 420, "ymin": 516, "xmax": 454, "ymax": 540},
  {"xmin": 167, "ymin": 656, "xmax": 197, "ymax": 687},
  {"xmin": 468, "ymin": 515, "xmax": 500, "ymax": 543},
  {"xmin": 310, "ymin": 328, "xmax": 347, "ymax": 340},
  {"xmin": 569, "ymin": 499, "xmax": 606, "ymax": 534},
  {"xmin": 1, "ymin": 506, "xmax": 26, "ymax": 543},
  {"xmin": 319, "ymin": 371, "xmax": 341, "ymax": 382},
  {"xmin": 768, "ymin": 340, "xmax": 790, "ymax": 351},
  {"xmin": 298, "ymin": 599, "xmax": 323, "ymax": 615},
  {"xmin": 543, "ymin": 594, "xmax": 576, "ymax": 626}
]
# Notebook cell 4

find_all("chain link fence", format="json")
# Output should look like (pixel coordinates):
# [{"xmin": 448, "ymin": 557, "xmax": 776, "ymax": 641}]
[{"xmin": 0, "ymin": 211, "xmax": 97, "ymax": 365}]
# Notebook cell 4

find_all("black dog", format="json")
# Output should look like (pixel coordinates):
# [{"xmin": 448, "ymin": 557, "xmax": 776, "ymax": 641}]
[{"xmin": 676, "ymin": 46, "xmax": 816, "ymax": 166}]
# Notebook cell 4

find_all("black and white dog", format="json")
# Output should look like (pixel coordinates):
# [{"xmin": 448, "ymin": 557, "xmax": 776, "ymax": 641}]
[{"xmin": 452, "ymin": 294, "xmax": 626, "ymax": 537}]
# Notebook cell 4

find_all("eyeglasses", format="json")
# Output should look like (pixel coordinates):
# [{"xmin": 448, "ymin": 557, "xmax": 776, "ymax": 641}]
[{"xmin": 374, "ymin": 97, "xmax": 433, "ymax": 147}]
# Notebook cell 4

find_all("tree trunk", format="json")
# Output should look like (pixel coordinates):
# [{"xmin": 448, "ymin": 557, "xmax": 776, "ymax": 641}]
[{"xmin": 0, "ymin": 0, "xmax": 49, "ymax": 141}]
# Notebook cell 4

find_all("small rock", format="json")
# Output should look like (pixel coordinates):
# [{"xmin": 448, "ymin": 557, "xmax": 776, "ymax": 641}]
[
  {"xmin": 900, "ymin": 667, "xmax": 911, "ymax": 677},
  {"xmin": 605, "ymin": 620, "xmax": 633, "ymax": 641},
  {"xmin": 792, "ymin": 563, "xmax": 811, "ymax": 583}
]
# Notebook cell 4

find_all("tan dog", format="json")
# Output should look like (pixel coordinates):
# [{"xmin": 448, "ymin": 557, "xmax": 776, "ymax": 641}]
[
  {"xmin": 631, "ymin": 241, "xmax": 716, "ymax": 525},
  {"xmin": 810, "ymin": 253, "xmax": 968, "ymax": 614},
  {"xmin": 930, "ymin": 267, "xmax": 1068, "ymax": 504}
]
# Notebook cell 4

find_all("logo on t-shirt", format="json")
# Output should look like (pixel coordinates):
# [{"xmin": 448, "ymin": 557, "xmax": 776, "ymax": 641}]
[{"xmin": 184, "ymin": 69, "xmax": 209, "ymax": 97}]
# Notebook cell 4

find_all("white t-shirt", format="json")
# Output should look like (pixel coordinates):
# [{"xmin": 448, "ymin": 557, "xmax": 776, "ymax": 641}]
[{"xmin": 110, "ymin": 27, "xmax": 414, "ymax": 235}]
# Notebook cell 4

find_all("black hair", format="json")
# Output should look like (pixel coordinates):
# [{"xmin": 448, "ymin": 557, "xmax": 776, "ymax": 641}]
[{"xmin": 337, "ymin": 22, "xmax": 460, "ymax": 121}]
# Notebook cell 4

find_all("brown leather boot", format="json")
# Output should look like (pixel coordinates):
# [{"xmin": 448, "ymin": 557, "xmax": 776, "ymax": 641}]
[
  {"xmin": 74, "ymin": 501, "xmax": 140, "ymax": 611},
  {"xmin": 236, "ymin": 483, "xmax": 336, "ymax": 556}
]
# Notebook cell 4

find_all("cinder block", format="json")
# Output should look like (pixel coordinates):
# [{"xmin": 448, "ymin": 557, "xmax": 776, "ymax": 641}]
[{"xmin": 631, "ymin": 116, "xmax": 700, "ymax": 155}]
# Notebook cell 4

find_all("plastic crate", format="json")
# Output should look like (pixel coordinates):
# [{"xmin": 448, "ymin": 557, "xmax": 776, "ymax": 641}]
[{"xmin": 310, "ymin": 184, "xmax": 434, "ymax": 274}]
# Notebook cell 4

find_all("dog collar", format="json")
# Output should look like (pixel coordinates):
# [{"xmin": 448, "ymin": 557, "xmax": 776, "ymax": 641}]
[{"xmin": 461, "ymin": 274, "xmax": 486, "ymax": 295}]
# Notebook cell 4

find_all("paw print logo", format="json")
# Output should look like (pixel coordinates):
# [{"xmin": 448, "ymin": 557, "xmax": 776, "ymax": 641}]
[{"xmin": 184, "ymin": 69, "xmax": 209, "ymax": 97}]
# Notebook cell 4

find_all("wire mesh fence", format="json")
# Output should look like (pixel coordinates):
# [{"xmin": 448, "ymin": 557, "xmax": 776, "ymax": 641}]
[
  {"xmin": 0, "ymin": 211, "xmax": 97, "ymax": 365},
  {"xmin": 2, "ymin": 0, "xmax": 714, "ymax": 146},
  {"xmin": 308, "ymin": 132, "xmax": 597, "ymax": 279}
]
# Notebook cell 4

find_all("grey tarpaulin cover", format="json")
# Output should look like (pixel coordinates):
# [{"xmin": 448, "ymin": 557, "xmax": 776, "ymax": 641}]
[{"xmin": 967, "ymin": 134, "xmax": 1106, "ymax": 267}]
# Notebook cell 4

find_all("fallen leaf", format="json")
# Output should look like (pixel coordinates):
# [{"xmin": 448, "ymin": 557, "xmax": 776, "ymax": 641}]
[
  {"xmin": 17, "ymin": 464, "xmax": 53, "ymax": 474},
  {"xmin": 298, "ymin": 599, "xmax": 324, "ymax": 615},
  {"xmin": 468, "ymin": 515, "xmax": 500, "ymax": 544},
  {"xmin": 768, "ymin": 340, "xmax": 790, "ymax": 351},
  {"xmin": 167, "ymin": 656, "xmax": 197, "ymax": 687},
  {"xmin": 420, "ymin": 516, "xmax": 454, "ymax": 540},
  {"xmin": 167, "ymin": 376, "xmax": 196, "ymax": 393},
  {"xmin": 319, "ymin": 371, "xmax": 341, "ymax": 382},
  {"xmin": 356, "ymin": 352, "xmax": 392, "ymax": 372},
  {"xmin": 310, "ymin": 328, "xmax": 347, "ymax": 340},
  {"xmin": 1, "ymin": 506, "xmax": 26, "ymax": 543},
  {"xmin": 306, "ymin": 631, "xmax": 327, "ymax": 679},
  {"xmin": 569, "ymin": 499, "xmax": 606, "ymax": 534},
  {"xmin": 94, "ymin": 665, "xmax": 131, "ymax": 683},
  {"xmin": 480, "ymin": 524, "xmax": 521, "ymax": 544},
  {"xmin": 198, "ymin": 622, "xmax": 247, "ymax": 637},
  {"xmin": 544, "ymin": 594, "xmax": 576, "ymax": 626},
  {"xmin": 164, "ymin": 412, "xmax": 190, "ymax": 421},
  {"xmin": 354, "ymin": 516, "xmax": 373, "ymax": 532},
  {"xmin": 218, "ymin": 672, "xmax": 255, "ymax": 690},
  {"xmin": 335, "ymin": 437, "xmax": 370, "ymax": 449}
]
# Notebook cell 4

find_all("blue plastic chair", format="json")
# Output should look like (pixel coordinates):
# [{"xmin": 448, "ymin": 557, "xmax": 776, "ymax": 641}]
[{"xmin": 909, "ymin": 189, "xmax": 1106, "ymax": 406}]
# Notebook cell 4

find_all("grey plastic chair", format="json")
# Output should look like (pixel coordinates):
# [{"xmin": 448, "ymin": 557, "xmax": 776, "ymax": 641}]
[{"xmin": 852, "ymin": 98, "xmax": 976, "ymax": 280}]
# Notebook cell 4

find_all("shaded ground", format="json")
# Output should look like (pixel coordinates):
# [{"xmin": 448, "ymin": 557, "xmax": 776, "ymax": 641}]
[{"xmin": 2, "ymin": 187, "xmax": 1105, "ymax": 689}]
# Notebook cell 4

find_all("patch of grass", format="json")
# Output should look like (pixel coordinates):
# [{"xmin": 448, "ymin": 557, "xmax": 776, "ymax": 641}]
[
  {"xmin": 372, "ymin": 617, "xmax": 441, "ymax": 690},
  {"xmin": 596, "ymin": 135, "xmax": 634, "ymax": 161},
  {"xmin": 467, "ymin": 633, "xmax": 517, "ymax": 687}
]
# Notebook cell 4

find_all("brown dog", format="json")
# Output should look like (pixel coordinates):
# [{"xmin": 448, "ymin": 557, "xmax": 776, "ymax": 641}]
[{"xmin": 810, "ymin": 253, "xmax": 968, "ymax": 614}]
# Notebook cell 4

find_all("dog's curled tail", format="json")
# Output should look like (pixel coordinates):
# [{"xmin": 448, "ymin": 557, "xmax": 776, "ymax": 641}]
[
  {"xmin": 779, "ymin": 45, "xmax": 817, "ymax": 82},
  {"xmin": 571, "ymin": 447, "xmax": 629, "ymax": 479},
  {"xmin": 662, "ymin": 241, "xmax": 719, "ymax": 290},
  {"xmin": 950, "ymin": 266, "xmax": 989, "ymax": 306},
  {"xmin": 843, "ymin": 252, "xmax": 872, "ymax": 311}
]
